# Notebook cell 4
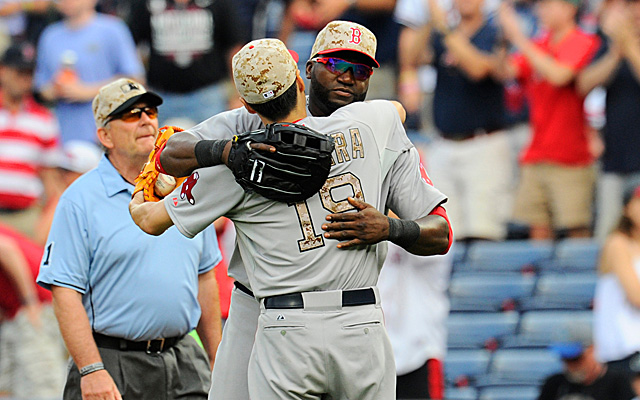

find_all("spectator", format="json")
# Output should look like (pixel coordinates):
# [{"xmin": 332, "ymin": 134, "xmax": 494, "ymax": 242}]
[
  {"xmin": 0, "ymin": 0, "xmax": 55, "ymax": 43},
  {"xmin": 0, "ymin": 223, "xmax": 66, "ymax": 400},
  {"xmin": 594, "ymin": 183, "xmax": 640, "ymax": 396},
  {"xmin": 577, "ymin": 0, "xmax": 640, "ymax": 241},
  {"xmin": 540, "ymin": 328, "xmax": 636, "ymax": 400},
  {"xmin": 498, "ymin": 0, "xmax": 600, "ymax": 240},
  {"xmin": 378, "ymin": 240, "xmax": 452, "ymax": 399},
  {"xmin": 36, "ymin": 78, "xmax": 222, "ymax": 399},
  {"xmin": 33, "ymin": 140, "xmax": 101, "ymax": 246},
  {"xmin": 0, "ymin": 40, "xmax": 60, "ymax": 239},
  {"xmin": 128, "ymin": 0, "xmax": 243, "ymax": 127},
  {"xmin": 400, "ymin": 0, "xmax": 512, "ymax": 242},
  {"xmin": 34, "ymin": 0, "xmax": 144, "ymax": 144}
]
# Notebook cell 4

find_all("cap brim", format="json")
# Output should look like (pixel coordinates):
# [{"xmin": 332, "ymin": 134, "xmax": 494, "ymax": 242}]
[
  {"xmin": 316, "ymin": 48, "xmax": 380, "ymax": 68},
  {"xmin": 107, "ymin": 91, "xmax": 163, "ymax": 118},
  {"xmin": 549, "ymin": 343, "xmax": 585, "ymax": 360},
  {"xmin": 289, "ymin": 49, "xmax": 299, "ymax": 63}
]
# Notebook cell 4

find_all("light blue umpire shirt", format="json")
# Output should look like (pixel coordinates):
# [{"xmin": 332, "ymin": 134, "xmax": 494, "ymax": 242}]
[{"xmin": 37, "ymin": 155, "xmax": 221, "ymax": 341}]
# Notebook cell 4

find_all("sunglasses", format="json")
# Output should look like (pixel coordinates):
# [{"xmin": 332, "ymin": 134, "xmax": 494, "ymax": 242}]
[
  {"xmin": 312, "ymin": 57, "xmax": 373, "ymax": 81},
  {"xmin": 106, "ymin": 106, "xmax": 158, "ymax": 125}
]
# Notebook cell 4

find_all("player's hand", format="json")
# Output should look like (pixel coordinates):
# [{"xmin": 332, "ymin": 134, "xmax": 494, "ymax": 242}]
[
  {"xmin": 80, "ymin": 369, "xmax": 122, "ymax": 400},
  {"xmin": 321, "ymin": 197, "xmax": 390, "ymax": 249}
]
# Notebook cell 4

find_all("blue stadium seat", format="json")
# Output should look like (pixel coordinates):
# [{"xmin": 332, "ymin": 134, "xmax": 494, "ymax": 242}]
[
  {"xmin": 445, "ymin": 350, "xmax": 492, "ymax": 387},
  {"xmin": 452, "ymin": 242, "xmax": 468, "ymax": 265},
  {"xmin": 448, "ymin": 312, "xmax": 519, "ymax": 349},
  {"xmin": 520, "ymin": 273, "xmax": 596, "ymax": 311},
  {"xmin": 479, "ymin": 386, "xmax": 540, "ymax": 400},
  {"xmin": 502, "ymin": 310, "xmax": 593, "ymax": 348},
  {"xmin": 457, "ymin": 240, "xmax": 554, "ymax": 273},
  {"xmin": 445, "ymin": 387, "xmax": 478, "ymax": 400},
  {"xmin": 476, "ymin": 349, "xmax": 563, "ymax": 387},
  {"xmin": 449, "ymin": 273, "xmax": 536, "ymax": 312},
  {"xmin": 538, "ymin": 238, "xmax": 600, "ymax": 272}
]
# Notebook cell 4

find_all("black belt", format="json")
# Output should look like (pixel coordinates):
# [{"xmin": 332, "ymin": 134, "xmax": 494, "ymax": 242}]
[
  {"xmin": 263, "ymin": 288, "xmax": 376, "ymax": 309},
  {"xmin": 234, "ymin": 281, "xmax": 255, "ymax": 298},
  {"xmin": 445, "ymin": 127, "xmax": 502, "ymax": 141},
  {"xmin": 93, "ymin": 332, "xmax": 184, "ymax": 354}
]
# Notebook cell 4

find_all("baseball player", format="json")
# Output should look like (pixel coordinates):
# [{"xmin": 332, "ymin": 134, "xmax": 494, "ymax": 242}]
[
  {"xmin": 130, "ymin": 38, "xmax": 451, "ymax": 399},
  {"xmin": 149, "ymin": 20, "xmax": 451, "ymax": 400}
]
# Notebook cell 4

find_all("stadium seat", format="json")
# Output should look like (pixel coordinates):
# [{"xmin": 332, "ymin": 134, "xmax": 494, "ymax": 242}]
[
  {"xmin": 502, "ymin": 310, "xmax": 593, "ymax": 348},
  {"xmin": 447, "ymin": 312, "xmax": 519, "ymax": 349},
  {"xmin": 452, "ymin": 242, "xmax": 468, "ymax": 265},
  {"xmin": 449, "ymin": 273, "xmax": 536, "ymax": 312},
  {"xmin": 538, "ymin": 238, "xmax": 601, "ymax": 272},
  {"xmin": 476, "ymin": 349, "xmax": 563, "ymax": 387},
  {"xmin": 445, "ymin": 387, "xmax": 478, "ymax": 400},
  {"xmin": 457, "ymin": 240, "xmax": 554, "ymax": 273},
  {"xmin": 479, "ymin": 386, "xmax": 540, "ymax": 400},
  {"xmin": 445, "ymin": 349, "xmax": 492, "ymax": 387},
  {"xmin": 520, "ymin": 273, "xmax": 596, "ymax": 311}
]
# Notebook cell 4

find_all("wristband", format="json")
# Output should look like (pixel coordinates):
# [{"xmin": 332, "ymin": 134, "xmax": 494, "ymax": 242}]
[
  {"xmin": 79, "ymin": 362, "xmax": 105, "ymax": 377},
  {"xmin": 194, "ymin": 139, "xmax": 229, "ymax": 168},
  {"xmin": 387, "ymin": 217, "xmax": 420, "ymax": 249}
]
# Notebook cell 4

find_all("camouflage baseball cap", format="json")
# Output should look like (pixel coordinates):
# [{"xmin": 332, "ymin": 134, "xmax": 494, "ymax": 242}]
[
  {"xmin": 92, "ymin": 78, "xmax": 162, "ymax": 127},
  {"xmin": 310, "ymin": 20, "xmax": 379, "ymax": 68},
  {"xmin": 232, "ymin": 39, "xmax": 300, "ymax": 105}
]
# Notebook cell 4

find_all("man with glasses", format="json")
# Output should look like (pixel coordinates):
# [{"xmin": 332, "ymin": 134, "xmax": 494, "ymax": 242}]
[
  {"xmin": 37, "ymin": 78, "xmax": 223, "ymax": 400},
  {"xmin": 149, "ymin": 20, "xmax": 449, "ymax": 400}
]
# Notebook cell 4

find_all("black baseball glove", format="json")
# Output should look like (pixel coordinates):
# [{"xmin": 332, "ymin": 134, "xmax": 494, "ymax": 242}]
[{"xmin": 227, "ymin": 122, "xmax": 335, "ymax": 203}]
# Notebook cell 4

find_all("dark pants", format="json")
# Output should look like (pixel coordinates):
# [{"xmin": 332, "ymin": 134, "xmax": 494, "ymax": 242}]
[
  {"xmin": 397, "ymin": 359, "xmax": 444, "ymax": 399},
  {"xmin": 64, "ymin": 335, "xmax": 210, "ymax": 400}
]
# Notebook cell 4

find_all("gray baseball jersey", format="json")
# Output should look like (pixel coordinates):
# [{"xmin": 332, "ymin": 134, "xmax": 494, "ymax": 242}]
[
  {"xmin": 165, "ymin": 100, "xmax": 447, "ymax": 299},
  {"xmin": 175, "ymin": 107, "xmax": 263, "ymax": 288}
]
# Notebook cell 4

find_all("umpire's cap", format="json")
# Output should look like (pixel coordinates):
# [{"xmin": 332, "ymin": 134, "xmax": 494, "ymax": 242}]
[{"xmin": 92, "ymin": 78, "xmax": 162, "ymax": 127}]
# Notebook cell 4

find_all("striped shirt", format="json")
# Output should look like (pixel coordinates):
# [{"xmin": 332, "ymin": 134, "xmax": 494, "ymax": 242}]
[{"xmin": 0, "ymin": 93, "xmax": 60, "ymax": 210}]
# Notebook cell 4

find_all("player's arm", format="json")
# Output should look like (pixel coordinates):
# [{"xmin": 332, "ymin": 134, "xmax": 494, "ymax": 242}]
[
  {"xmin": 129, "ymin": 192, "xmax": 174, "ymax": 235},
  {"xmin": 52, "ymin": 286, "xmax": 122, "ymax": 400},
  {"xmin": 322, "ymin": 198, "xmax": 450, "ymax": 255},
  {"xmin": 159, "ymin": 133, "xmax": 201, "ymax": 177}
]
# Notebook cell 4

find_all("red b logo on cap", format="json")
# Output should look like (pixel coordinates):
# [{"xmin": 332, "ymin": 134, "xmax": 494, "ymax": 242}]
[{"xmin": 349, "ymin": 27, "xmax": 362, "ymax": 44}]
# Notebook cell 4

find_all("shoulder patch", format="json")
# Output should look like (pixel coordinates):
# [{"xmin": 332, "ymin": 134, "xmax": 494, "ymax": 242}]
[{"xmin": 180, "ymin": 171, "xmax": 200, "ymax": 205}]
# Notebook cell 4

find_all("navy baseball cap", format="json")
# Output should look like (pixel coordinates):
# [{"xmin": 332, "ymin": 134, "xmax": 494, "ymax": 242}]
[{"xmin": 1, "ymin": 41, "xmax": 36, "ymax": 71}]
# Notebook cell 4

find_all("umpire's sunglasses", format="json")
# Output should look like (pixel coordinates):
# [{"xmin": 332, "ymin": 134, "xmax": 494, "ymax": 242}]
[
  {"xmin": 105, "ymin": 106, "xmax": 158, "ymax": 125},
  {"xmin": 312, "ymin": 57, "xmax": 374, "ymax": 81}
]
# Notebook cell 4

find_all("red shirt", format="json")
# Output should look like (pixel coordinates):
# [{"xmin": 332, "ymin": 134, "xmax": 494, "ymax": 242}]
[
  {"xmin": 0, "ymin": 223, "xmax": 51, "ymax": 319},
  {"xmin": 513, "ymin": 28, "xmax": 600, "ymax": 165}
]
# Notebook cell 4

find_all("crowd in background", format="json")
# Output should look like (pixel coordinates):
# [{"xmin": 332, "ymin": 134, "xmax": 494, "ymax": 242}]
[{"xmin": 0, "ymin": 0, "xmax": 639, "ymax": 398}]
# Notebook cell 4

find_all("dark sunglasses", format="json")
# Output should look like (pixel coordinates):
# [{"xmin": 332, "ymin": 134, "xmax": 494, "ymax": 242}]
[
  {"xmin": 312, "ymin": 57, "xmax": 374, "ymax": 81},
  {"xmin": 106, "ymin": 106, "xmax": 158, "ymax": 124}
]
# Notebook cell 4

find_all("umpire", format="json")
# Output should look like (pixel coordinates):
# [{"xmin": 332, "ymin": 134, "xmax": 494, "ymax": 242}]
[{"xmin": 37, "ymin": 78, "xmax": 222, "ymax": 400}]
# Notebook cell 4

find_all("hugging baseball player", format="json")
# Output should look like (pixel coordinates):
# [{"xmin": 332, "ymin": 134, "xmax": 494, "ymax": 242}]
[{"xmin": 130, "ymin": 37, "xmax": 451, "ymax": 399}]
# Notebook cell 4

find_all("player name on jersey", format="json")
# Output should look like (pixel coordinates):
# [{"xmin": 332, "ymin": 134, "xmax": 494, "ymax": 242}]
[{"xmin": 330, "ymin": 128, "xmax": 364, "ymax": 166}]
